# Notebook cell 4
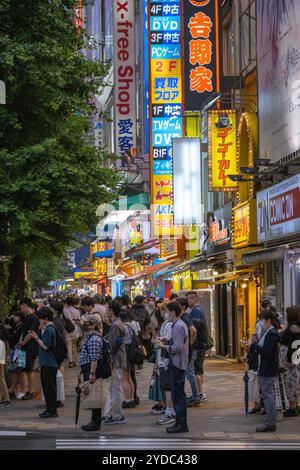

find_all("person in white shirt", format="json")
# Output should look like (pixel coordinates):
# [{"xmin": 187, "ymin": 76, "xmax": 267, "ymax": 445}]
[{"xmin": 63, "ymin": 297, "xmax": 81, "ymax": 367}]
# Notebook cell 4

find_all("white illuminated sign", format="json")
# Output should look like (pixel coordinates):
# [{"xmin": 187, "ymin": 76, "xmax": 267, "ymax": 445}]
[{"xmin": 173, "ymin": 138, "xmax": 202, "ymax": 225}]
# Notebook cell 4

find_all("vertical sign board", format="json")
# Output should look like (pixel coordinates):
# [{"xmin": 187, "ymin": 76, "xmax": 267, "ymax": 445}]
[
  {"xmin": 183, "ymin": 0, "xmax": 221, "ymax": 111},
  {"xmin": 143, "ymin": 0, "xmax": 150, "ymax": 155},
  {"xmin": 208, "ymin": 109, "xmax": 238, "ymax": 191},
  {"xmin": 173, "ymin": 138, "xmax": 202, "ymax": 225},
  {"xmin": 149, "ymin": 0, "xmax": 184, "ymax": 237},
  {"xmin": 113, "ymin": 1, "xmax": 137, "ymax": 166}
]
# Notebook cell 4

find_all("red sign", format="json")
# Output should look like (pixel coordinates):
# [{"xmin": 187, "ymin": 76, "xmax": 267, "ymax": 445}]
[{"xmin": 269, "ymin": 188, "xmax": 300, "ymax": 226}]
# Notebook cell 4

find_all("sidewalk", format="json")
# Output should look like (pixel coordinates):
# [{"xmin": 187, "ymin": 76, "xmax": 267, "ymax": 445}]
[{"xmin": 0, "ymin": 357, "xmax": 299, "ymax": 441}]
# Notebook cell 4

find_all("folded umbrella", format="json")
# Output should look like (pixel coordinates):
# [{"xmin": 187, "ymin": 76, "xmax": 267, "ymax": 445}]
[
  {"xmin": 75, "ymin": 372, "xmax": 82, "ymax": 425},
  {"xmin": 243, "ymin": 370, "xmax": 249, "ymax": 417}
]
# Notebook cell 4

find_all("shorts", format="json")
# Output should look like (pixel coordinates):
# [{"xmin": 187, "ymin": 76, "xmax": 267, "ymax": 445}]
[
  {"xmin": 194, "ymin": 350, "xmax": 205, "ymax": 375},
  {"xmin": 24, "ymin": 353, "xmax": 37, "ymax": 372}
]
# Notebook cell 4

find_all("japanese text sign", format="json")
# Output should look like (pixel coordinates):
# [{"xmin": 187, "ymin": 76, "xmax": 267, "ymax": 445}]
[
  {"xmin": 208, "ymin": 110, "xmax": 238, "ymax": 191},
  {"xmin": 232, "ymin": 200, "xmax": 257, "ymax": 248},
  {"xmin": 183, "ymin": 0, "xmax": 221, "ymax": 111},
  {"xmin": 149, "ymin": 0, "xmax": 184, "ymax": 237},
  {"xmin": 113, "ymin": 0, "xmax": 137, "ymax": 163}
]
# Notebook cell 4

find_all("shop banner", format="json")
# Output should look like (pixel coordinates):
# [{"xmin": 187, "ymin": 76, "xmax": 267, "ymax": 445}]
[
  {"xmin": 113, "ymin": 0, "xmax": 137, "ymax": 164},
  {"xmin": 232, "ymin": 200, "xmax": 257, "ymax": 248},
  {"xmin": 257, "ymin": 173, "xmax": 300, "ymax": 242},
  {"xmin": 257, "ymin": 0, "xmax": 300, "ymax": 163},
  {"xmin": 208, "ymin": 109, "xmax": 238, "ymax": 191},
  {"xmin": 149, "ymin": 0, "xmax": 184, "ymax": 237},
  {"xmin": 206, "ymin": 203, "xmax": 232, "ymax": 255},
  {"xmin": 183, "ymin": 0, "xmax": 221, "ymax": 111}
]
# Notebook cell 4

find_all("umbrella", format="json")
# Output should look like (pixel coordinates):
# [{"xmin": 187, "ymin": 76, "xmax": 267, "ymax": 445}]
[
  {"xmin": 75, "ymin": 372, "xmax": 82, "ymax": 425},
  {"xmin": 243, "ymin": 370, "xmax": 249, "ymax": 417}
]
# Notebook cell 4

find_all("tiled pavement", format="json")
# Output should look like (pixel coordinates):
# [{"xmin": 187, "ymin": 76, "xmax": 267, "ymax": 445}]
[{"xmin": 0, "ymin": 357, "xmax": 299, "ymax": 441}]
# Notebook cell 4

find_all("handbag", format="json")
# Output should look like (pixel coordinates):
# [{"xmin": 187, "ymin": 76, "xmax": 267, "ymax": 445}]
[
  {"xmin": 8, "ymin": 348, "xmax": 26, "ymax": 373},
  {"xmin": 147, "ymin": 349, "xmax": 156, "ymax": 364},
  {"xmin": 62, "ymin": 313, "xmax": 75, "ymax": 334},
  {"xmin": 159, "ymin": 367, "xmax": 171, "ymax": 391}
]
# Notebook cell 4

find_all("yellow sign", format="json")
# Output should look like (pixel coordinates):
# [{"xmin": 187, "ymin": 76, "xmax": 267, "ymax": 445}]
[
  {"xmin": 151, "ymin": 59, "xmax": 181, "ymax": 76},
  {"xmin": 232, "ymin": 199, "xmax": 257, "ymax": 248},
  {"xmin": 151, "ymin": 77, "xmax": 182, "ymax": 104},
  {"xmin": 208, "ymin": 109, "xmax": 238, "ymax": 191}
]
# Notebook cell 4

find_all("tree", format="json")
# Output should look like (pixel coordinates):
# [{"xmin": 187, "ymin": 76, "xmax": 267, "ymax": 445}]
[
  {"xmin": 0, "ymin": 1, "xmax": 119, "ymax": 300},
  {"xmin": 29, "ymin": 254, "xmax": 65, "ymax": 296}
]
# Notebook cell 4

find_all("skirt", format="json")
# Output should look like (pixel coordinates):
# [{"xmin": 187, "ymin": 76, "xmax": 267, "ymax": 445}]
[
  {"xmin": 81, "ymin": 378, "xmax": 104, "ymax": 410},
  {"xmin": 282, "ymin": 364, "xmax": 300, "ymax": 402},
  {"xmin": 148, "ymin": 365, "xmax": 165, "ymax": 402}
]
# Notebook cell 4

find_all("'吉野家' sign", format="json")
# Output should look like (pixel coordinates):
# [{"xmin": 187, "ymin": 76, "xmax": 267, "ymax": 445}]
[
  {"xmin": 208, "ymin": 110, "xmax": 238, "ymax": 191},
  {"xmin": 183, "ymin": 0, "xmax": 221, "ymax": 111},
  {"xmin": 257, "ymin": 173, "xmax": 300, "ymax": 242},
  {"xmin": 113, "ymin": 0, "xmax": 137, "ymax": 164},
  {"xmin": 149, "ymin": 0, "xmax": 184, "ymax": 237}
]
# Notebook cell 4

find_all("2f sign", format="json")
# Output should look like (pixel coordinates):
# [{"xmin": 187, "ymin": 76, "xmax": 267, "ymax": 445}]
[{"xmin": 292, "ymin": 340, "xmax": 300, "ymax": 366}]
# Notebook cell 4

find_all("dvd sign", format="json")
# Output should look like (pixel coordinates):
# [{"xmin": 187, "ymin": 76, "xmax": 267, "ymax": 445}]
[{"xmin": 257, "ymin": 174, "xmax": 300, "ymax": 242}]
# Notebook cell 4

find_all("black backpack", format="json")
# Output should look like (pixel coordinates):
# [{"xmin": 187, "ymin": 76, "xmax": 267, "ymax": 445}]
[
  {"xmin": 127, "ymin": 326, "xmax": 144, "ymax": 365},
  {"xmin": 192, "ymin": 317, "xmax": 210, "ymax": 351},
  {"xmin": 85, "ymin": 334, "xmax": 113, "ymax": 379},
  {"xmin": 48, "ymin": 325, "xmax": 68, "ymax": 364},
  {"xmin": 62, "ymin": 313, "xmax": 75, "ymax": 333}
]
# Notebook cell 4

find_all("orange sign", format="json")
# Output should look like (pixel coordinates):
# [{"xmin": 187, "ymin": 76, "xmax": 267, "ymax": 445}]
[
  {"xmin": 232, "ymin": 200, "xmax": 257, "ymax": 248},
  {"xmin": 208, "ymin": 110, "xmax": 238, "ymax": 191}
]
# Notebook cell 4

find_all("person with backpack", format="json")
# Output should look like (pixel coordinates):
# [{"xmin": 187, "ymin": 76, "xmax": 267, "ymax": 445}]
[
  {"xmin": 132, "ymin": 295, "xmax": 150, "ymax": 339},
  {"xmin": 103, "ymin": 300, "xmax": 126, "ymax": 425},
  {"xmin": 28, "ymin": 307, "xmax": 59, "ymax": 418},
  {"xmin": 63, "ymin": 297, "xmax": 81, "ymax": 368},
  {"xmin": 187, "ymin": 291, "xmax": 208, "ymax": 403},
  {"xmin": 120, "ymin": 308, "xmax": 136, "ymax": 409},
  {"xmin": 177, "ymin": 298, "xmax": 200, "ymax": 407},
  {"xmin": 79, "ymin": 318, "xmax": 108, "ymax": 432},
  {"xmin": 50, "ymin": 300, "xmax": 68, "ymax": 408}
]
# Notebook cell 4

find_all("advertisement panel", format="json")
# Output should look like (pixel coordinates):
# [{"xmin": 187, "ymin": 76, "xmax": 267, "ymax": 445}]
[
  {"xmin": 149, "ymin": 0, "xmax": 183, "ymax": 237},
  {"xmin": 232, "ymin": 200, "xmax": 257, "ymax": 248},
  {"xmin": 143, "ymin": 0, "xmax": 150, "ymax": 154},
  {"xmin": 208, "ymin": 109, "xmax": 237, "ymax": 191},
  {"xmin": 113, "ymin": 0, "xmax": 137, "ymax": 163},
  {"xmin": 173, "ymin": 138, "xmax": 202, "ymax": 225},
  {"xmin": 183, "ymin": 0, "xmax": 221, "ymax": 111},
  {"xmin": 257, "ymin": 173, "xmax": 300, "ymax": 242},
  {"xmin": 257, "ymin": 0, "xmax": 300, "ymax": 163},
  {"xmin": 207, "ymin": 203, "xmax": 231, "ymax": 255}
]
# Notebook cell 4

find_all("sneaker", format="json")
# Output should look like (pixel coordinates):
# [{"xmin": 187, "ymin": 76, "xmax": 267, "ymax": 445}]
[
  {"xmin": 199, "ymin": 393, "xmax": 207, "ymax": 402},
  {"xmin": 283, "ymin": 408, "xmax": 299, "ymax": 417},
  {"xmin": 39, "ymin": 411, "xmax": 59, "ymax": 419},
  {"xmin": 186, "ymin": 397, "xmax": 201, "ymax": 407},
  {"xmin": 0, "ymin": 401, "xmax": 12, "ymax": 408},
  {"xmin": 157, "ymin": 414, "xmax": 176, "ymax": 425},
  {"xmin": 104, "ymin": 416, "xmax": 126, "ymax": 425},
  {"xmin": 152, "ymin": 406, "xmax": 166, "ymax": 415},
  {"xmin": 22, "ymin": 392, "xmax": 34, "ymax": 401},
  {"xmin": 16, "ymin": 392, "xmax": 25, "ymax": 400}
]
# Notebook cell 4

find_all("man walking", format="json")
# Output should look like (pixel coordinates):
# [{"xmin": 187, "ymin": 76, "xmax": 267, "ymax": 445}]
[{"xmin": 157, "ymin": 301, "xmax": 189, "ymax": 433}]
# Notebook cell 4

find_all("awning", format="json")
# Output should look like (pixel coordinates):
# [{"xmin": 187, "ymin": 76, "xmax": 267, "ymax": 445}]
[
  {"xmin": 94, "ymin": 249, "xmax": 114, "ymax": 258},
  {"xmin": 123, "ymin": 259, "xmax": 181, "ymax": 281},
  {"xmin": 168, "ymin": 255, "xmax": 204, "ymax": 274},
  {"xmin": 125, "ymin": 239, "xmax": 159, "ymax": 256},
  {"xmin": 207, "ymin": 268, "xmax": 255, "ymax": 285},
  {"xmin": 242, "ymin": 246, "xmax": 286, "ymax": 265},
  {"xmin": 112, "ymin": 193, "xmax": 150, "ymax": 210}
]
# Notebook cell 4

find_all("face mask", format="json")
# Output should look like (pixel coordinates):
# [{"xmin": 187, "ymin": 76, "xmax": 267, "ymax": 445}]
[{"xmin": 149, "ymin": 301, "xmax": 155, "ymax": 307}]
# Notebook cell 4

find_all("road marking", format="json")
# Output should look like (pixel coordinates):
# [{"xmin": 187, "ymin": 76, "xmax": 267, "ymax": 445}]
[
  {"xmin": 56, "ymin": 438, "xmax": 300, "ymax": 450},
  {"xmin": 0, "ymin": 431, "xmax": 27, "ymax": 436}
]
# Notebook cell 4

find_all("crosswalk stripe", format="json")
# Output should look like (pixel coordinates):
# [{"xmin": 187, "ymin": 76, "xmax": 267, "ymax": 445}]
[
  {"xmin": 0, "ymin": 431, "xmax": 26, "ymax": 436},
  {"xmin": 55, "ymin": 439, "xmax": 300, "ymax": 450}
]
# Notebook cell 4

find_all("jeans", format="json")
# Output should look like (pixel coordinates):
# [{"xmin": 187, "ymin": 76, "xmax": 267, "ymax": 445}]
[
  {"xmin": 169, "ymin": 364, "xmax": 187, "ymax": 427},
  {"xmin": 131, "ymin": 367, "xmax": 138, "ymax": 400},
  {"xmin": 40, "ymin": 366, "xmax": 58, "ymax": 414},
  {"xmin": 186, "ymin": 351, "xmax": 199, "ymax": 398},
  {"xmin": 104, "ymin": 368, "xmax": 123, "ymax": 419},
  {"xmin": 259, "ymin": 376, "xmax": 276, "ymax": 427}
]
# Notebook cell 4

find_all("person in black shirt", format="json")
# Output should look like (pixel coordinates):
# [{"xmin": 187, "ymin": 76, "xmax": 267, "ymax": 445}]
[
  {"xmin": 17, "ymin": 298, "xmax": 39, "ymax": 400},
  {"xmin": 8, "ymin": 311, "xmax": 25, "ymax": 398}
]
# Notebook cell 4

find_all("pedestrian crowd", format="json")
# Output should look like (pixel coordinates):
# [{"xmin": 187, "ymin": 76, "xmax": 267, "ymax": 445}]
[{"xmin": 0, "ymin": 292, "xmax": 299, "ymax": 434}]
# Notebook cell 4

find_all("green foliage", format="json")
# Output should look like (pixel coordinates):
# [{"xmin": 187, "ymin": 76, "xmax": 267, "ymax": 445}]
[
  {"xmin": 29, "ymin": 254, "xmax": 65, "ymax": 290},
  {"xmin": 0, "ymin": 0, "xmax": 119, "ymax": 261}
]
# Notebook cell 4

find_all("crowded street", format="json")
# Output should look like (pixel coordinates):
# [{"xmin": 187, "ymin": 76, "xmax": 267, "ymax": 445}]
[{"xmin": 1, "ymin": 0, "xmax": 300, "ymax": 457}]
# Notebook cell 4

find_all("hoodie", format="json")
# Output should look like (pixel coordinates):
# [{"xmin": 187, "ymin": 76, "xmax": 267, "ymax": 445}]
[
  {"xmin": 280, "ymin": 323, "xmax": 300, "ymax": 363},
  {"xmin": 108, "ymin": 318, "xmax": 126, "ymax": 369}
]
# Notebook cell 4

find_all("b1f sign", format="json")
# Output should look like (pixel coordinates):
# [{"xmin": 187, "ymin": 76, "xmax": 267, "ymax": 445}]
[
  {"xmin": 113, "ymin": 0, "xmax": 137, "ymax": 163},
  {"xmin": 173, "ymin": 138, "xmax": 202, "ymax": 225}
]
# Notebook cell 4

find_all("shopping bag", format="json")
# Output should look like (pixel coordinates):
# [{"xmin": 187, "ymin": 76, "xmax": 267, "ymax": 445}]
[
  {"xmin": 56, "ymin": 369, "xmax": 65, "ymax": 402},
  {"xmin": 8, "ymin": 348, "xmax": 26, "ymax": 373}
]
